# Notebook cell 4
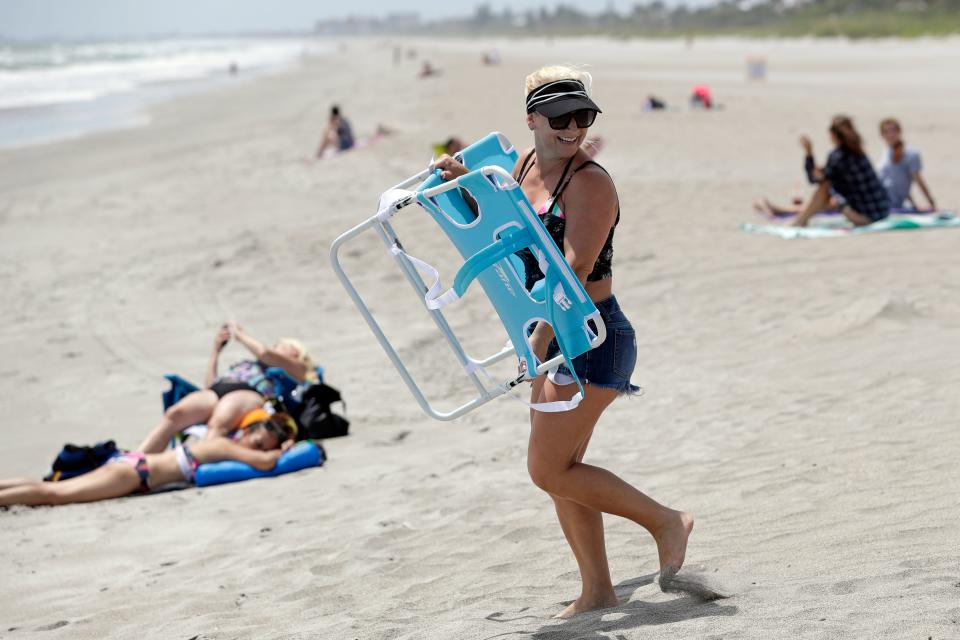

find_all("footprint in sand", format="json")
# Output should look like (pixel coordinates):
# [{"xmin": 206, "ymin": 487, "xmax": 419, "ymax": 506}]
[
  {"xmin": 658, "ymin": 568, "xmax": 733, "ymax": 601},
  {"xmin": 33, "ymin": 620, "xmax": 70, "ymax": 631}
]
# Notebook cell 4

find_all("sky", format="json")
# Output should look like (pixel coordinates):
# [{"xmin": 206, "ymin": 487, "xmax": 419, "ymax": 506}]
[{"xmin": 2, "ymin": 0, "xmax": 714, "ymax": 40}]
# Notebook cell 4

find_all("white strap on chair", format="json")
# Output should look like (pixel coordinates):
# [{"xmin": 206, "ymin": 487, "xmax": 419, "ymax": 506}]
[
  {"xmin": 464, "ymin": 357, "xmax": 584, "ymax": 413},
  {"xmin": 389, "ymin": 245, "xmax": 461, "ymax": 310},
  {"xmin": 377, "ymin": 188, "xmax": 415, "ymax": 223},
  {"xmin": 525, "ymin": 390, "xmax": 584, "ymax": 413}
]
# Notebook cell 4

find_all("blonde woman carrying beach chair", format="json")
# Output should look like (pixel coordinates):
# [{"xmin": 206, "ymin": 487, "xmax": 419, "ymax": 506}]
[{"xmin": 332, "ymin": 65, "xmax": 694, "ymax": 619}]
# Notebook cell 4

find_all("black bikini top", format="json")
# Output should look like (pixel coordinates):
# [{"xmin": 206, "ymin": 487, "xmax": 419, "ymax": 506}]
[{"xmin": 516, "ymin": 150, "xmax": 619, "ymax": 283}]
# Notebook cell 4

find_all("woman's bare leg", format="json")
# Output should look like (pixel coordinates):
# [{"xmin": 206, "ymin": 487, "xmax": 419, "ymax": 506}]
[
  {"xmin": 0, "ymin": 464, "xmax": 140, "ymax": 507},
  {"xmin": 841, "ymin": 206, "xmax": 874, "ymax": 226},
  {"xmin": 792, "ymin": 182, "xmax": 833, "ymax": 227},
  {"xmin": 205, "ymin": 390, "xmax": 263, "ymax": 439},
  {"xmin": 552, "ymin": 423, "xmax": 617, "ymax": 618},
  {"xmin": 0, "ymin": 478, "xmax": 40, "ymax": 491},
  {"xmin": 138, "ymin": 390, "xmax": 219, "ymax": 453},
  {"xmin": 530, "ymin": 377, "xmax": 616, "ymax": 616},
  {"xmin": 528, "ymin": 380, "xmax": 693, "ymax": 617},
  {"xmin": 754, "ymin": 198, "xmax": 798, "ymax": 218}
]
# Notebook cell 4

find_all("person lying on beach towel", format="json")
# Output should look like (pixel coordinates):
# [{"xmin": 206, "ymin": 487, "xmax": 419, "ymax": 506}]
[
  {"xmin": 0, "ymin": 413, "xmax": 296, "ymax": 507},
  {"xmin": 137, "ymin": 322, "xmax": 316, "ymax": 453},
  {"xmin": 773, "ymin": 115, "xmax": 889, "ymax": 228}
]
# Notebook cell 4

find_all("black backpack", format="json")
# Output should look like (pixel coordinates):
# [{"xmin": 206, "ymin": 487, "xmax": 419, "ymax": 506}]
[
  {"xmin": 44, "ymin": 440, "xmax": 119, "ymax": 482},
  {"xmin": 293, "ymin": 383, "xmax": 349, "ymax": 440}
]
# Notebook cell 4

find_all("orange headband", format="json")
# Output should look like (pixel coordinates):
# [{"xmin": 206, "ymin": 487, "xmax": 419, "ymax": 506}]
[
  {"xmin": 239, "ymin": 408, "xmax": 271, "ymax": 429},
  {"xmin": 238, "ymin": 408, "xmax": 298, "ymax": 440}
]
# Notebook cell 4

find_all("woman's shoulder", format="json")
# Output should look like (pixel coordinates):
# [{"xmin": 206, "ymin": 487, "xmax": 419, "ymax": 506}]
[
  {"xmin": 564, "ymin": 156, "xmax": 618, "ymax": 214},
  {"xmin": 570, "ymin": 155, "xmax": 615, "ymax": 189}
]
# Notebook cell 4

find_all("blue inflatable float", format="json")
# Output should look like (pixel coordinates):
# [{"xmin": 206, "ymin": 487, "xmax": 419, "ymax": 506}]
[{"xmin": 195, "ymin": 440, "xmax": 325, "ymax": 487}]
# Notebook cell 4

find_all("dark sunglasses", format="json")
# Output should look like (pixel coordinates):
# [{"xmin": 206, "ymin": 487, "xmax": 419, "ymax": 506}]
[
  {"xmin": 543, "ymin": 109, "xmax": 598, "ymax": 130},
  {"xmin": 257, "ymin": 415, "xmax": 296, "ymax": 442}
]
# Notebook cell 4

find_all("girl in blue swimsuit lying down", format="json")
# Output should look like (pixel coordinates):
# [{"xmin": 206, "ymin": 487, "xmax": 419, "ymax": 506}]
[{"xmin": 0, "ymin": 412, "xmax": 296, "ymax": 507}]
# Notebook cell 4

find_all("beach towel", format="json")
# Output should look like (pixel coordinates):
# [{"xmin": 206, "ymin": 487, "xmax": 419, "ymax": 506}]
[
  {"xmin": 741, "ymin": 212, "xmax": 960, "ymax": 239},
  {"xmin": 758, "ymin": 207, "xmax": 950, "ymax": 220}
]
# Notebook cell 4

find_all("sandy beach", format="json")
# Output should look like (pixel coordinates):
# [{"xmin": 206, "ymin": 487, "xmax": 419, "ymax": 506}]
[{"xmin": 1, "ymin": 36, "xmax": 959, "ymax": 639}]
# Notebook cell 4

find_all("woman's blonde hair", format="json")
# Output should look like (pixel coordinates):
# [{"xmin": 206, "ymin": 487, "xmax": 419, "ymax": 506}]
[
  {"xmin": 524, "ymin": 65, "xmax": 593, "ymax": 98},
  {"xmin": 278, "ymin": 337, "xmax": 318, "ymax": 381}
]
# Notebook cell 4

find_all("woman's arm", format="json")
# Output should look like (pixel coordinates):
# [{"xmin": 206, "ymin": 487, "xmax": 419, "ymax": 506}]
[
  {"xmin": 228, "ymin": 323, "xmax": 308, "ymax": 382},
  {"xmin": 194, "ymin": 438, "xmax": 283, "ymax": 471},
  {"xmin": 523, "ymin": 167, "xmax": 617, "ymax": 364},
  {"xmin": 434, "ymin": 154, "xmax": 469, "ymax": 181},
  {"xmin": 800, "ymin": 136, "xmax": 825, "ymax": 183},
  {"xmin": 913, "ymin": 172, "xmax": 936, "ymax": 210},
  {"xmin": 315, "ymin": 122, "xmax": 335, "ymax": 158},
  {"xmin": 559, "ymin": 167, "xmax": 619, "ymax": 285},
  {"xmin": 204, "ymin": 326, "xmax": 231, "ymax": 388}
]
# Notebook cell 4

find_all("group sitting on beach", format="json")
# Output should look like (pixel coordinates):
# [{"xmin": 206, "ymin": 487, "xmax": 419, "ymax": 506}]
[
  {"xmin": 0, "ymin": 324, "xmax": 317, "ymax": 507},
  {"xmin": 755, "ymin": 115, "xmax": 937, "ymax": 226}
]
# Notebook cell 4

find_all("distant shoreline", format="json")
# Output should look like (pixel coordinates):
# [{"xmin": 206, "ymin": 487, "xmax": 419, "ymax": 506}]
[{"xmin": 316, "ymin": 3, "xmax": 960, "ymax": 41}]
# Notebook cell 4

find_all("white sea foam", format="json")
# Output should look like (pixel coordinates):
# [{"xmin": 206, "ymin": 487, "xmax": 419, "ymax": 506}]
[{"xmin": 0, "ymin": 37, "xmax": 328, "ymax": 110}]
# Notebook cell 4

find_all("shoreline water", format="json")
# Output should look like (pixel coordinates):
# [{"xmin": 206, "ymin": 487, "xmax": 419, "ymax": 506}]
[{"xmin": 0, "ymin": 35, "xmax": 329, "ymax": 149}]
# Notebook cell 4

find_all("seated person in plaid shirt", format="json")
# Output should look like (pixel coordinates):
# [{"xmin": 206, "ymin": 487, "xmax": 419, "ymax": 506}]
[{"xmin": 793, "ymin": 114, "xmax": 890, "ymax": 228}]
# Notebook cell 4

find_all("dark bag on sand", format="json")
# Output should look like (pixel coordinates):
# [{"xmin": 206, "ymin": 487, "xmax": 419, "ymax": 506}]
[
  {"xmin": 294, "ymin": 383, "xmax": 350, "ymax": 440},
  {"xmin": 44, "ymin": 440, "xmax": 119, "ymax": 482}
]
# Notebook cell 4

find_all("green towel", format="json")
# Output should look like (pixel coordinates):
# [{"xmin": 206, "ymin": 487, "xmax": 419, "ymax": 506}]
[{"xmin": 741, "ymin": 212, "xmax": 960, "ymax": 239}]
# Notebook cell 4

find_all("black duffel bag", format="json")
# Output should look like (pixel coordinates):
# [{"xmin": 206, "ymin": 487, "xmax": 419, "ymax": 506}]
[{"xmin": 294, "ymin": 382, "xmax": 349, "ymax": 440}]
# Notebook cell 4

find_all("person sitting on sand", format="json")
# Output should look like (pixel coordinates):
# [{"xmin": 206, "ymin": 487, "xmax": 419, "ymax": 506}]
[
  {"xmin": 137, "ymin": 322, "xmax": 316, "ymax": 453},
  {"xmin": 753, "ymin": 138, "xmax": 844, "ymax": 219},
  {"xmin": 690, "ymin": 84, "xmax": 712, "ymax": 109},
  {"xmin": 315, "ymin": 105, "xmax": 355, "ymax": 158},
  {"xmin": 433, "ymin": 65, "xmax": 693, "ymax": 619},
  {"xmin": 877, "ymin": 118, "xmax": 936, "ymax": 211},
  {"xmin": 0, "ymin": 413, "xmax": 296, "ymax": 506},
  {"xmin": 418, "ymin": 61, "xmax": 440, "ymax": 78},
  {"xmin": 787, "ymin": 115, "xmax": 889, "ymax": 228},
  {"xmin": 644, "ymin": 95, "xmax": 666, "ymax": 111},
  {"xmin": 433, "ymin": 136, "xmax": 465, "ymax": 158},
  {"xmin": 481, "ymin": 50, "xmax": 501, "ymax": 66}
]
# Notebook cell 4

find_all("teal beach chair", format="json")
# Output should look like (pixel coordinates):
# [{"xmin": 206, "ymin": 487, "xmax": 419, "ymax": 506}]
[{"xmin": 330, "ymin": 132, "xmax": 606, "ymax": 420}]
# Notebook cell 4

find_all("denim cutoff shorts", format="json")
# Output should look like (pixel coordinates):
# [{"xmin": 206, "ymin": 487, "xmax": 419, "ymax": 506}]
[{"xmin": 544, "ymin": 295, "xmax": 641, "ymax": 395}]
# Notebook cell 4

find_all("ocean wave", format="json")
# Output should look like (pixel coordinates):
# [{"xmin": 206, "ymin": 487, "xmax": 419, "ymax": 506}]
[{"xmin": 0, "ymin": 37, "xmax": 327, "ymax": 110}]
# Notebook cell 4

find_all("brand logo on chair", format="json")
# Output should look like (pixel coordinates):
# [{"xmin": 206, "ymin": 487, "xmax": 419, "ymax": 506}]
[{"xmin": 494, "ymin": 264, "xmax": 517, "ymax": 298}]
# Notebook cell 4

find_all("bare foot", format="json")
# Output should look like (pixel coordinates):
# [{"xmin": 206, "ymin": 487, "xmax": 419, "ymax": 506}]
[
  {"xmin": 653, "ymin": 510, "xmax": 694, "ymax": 583},
  {"xmin": 754, "ymin": 198, "xmax": 794, "ymax": 219},
  {"xmin": 752, "ymin": 199, "xmax": 773, "ymax": 216},
  {"xmin": 553, "ymin": 592, "xmax": 619, "ymax": 619}
]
